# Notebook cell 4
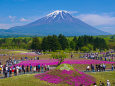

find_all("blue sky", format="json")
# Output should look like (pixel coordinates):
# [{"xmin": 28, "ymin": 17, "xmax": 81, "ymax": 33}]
[{"xmin": 0, "ymin": 0, "xmax": 115, "ymax": 34}]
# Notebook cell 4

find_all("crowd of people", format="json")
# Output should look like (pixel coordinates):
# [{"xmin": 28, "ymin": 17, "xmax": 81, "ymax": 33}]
[
  {"xmin": 0, "ymin": 63, "xmax": 50, "ymax": 78},
  {"xmin": 80, "ymin": 51, "xmax": 115, "ymax": 72},
  {"xmin": 81, "ymin": 51, "xmax": 115, "ymax": 62},
  {"xmin": 80, "ymin": 80, "xmax": 111, "ymax": 86},
  {"xmin": 86, "ymin": 63, "xmax": 115, "ymax": 72},
  {"xmin": 0, "ymin": 56, "xmax": 50, "ymax": 78}
]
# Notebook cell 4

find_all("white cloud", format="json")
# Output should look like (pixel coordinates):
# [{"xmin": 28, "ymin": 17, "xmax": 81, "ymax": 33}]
[
  {"xmin": 77, "ymin": 14, "xmax": 115, "ymax": 26},
  {"xmin": 99, "ymin": 26, "xmax": 115, "ymax": 34},
  {"xmin": 0, "ymin": 16, "xmax": 37, "ymax": 29},
  {"xmin": 69, "ymin": 11, "xmax": 79, "ymax": 14},
  {"xmin": 0, "ymin": 24, "xmax": 10, "ymax": 29},
  {"xmin": 0, "ymin": 23, "xmax": 25, "ymax": 29},
  {"xmin": 8, "ymin": 16, "xmax": 16, "ymax": 22},
  {"xmin": 20, "ymin": 18, "xmax": 28, "ymax": 22}
]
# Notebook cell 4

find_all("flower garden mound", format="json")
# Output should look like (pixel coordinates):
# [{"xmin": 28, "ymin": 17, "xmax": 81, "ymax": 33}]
[{"xmin": 35, "ymin": 64, "xmax": 95, "ymax": 86}]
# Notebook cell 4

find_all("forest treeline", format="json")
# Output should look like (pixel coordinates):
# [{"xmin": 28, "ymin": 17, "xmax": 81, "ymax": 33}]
[{"xmin": 0, "ymin": 34, "xmax": 109, "ymax": 52}]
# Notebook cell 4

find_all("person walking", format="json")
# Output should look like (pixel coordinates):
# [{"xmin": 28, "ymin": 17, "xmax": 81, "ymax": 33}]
[
  {"xmin": 22, "ymin": 65, "xmax": 25, "ymax": 74},
  {"xmin": 7, "ymin": 66, "xmax": 10, "ymax": 77},
  {"xmin": 105, "ymin": 57, "xmax": 107, "ymax": 61},
  {"xmin": 16, "ymin": 66, "xmax": 19, "ymax": 75},
  {"xmin": 19, "ymin": 66, "xmax": 22, "ymax": 74},
  {"xmin": 44, "ymin": 65, "xmax": 47, "ymax": 72},
  {"xmin": 107, "ymin": 80, "xmax": 111, "ymax": 86},
  {"xmin": 9, "ymin": 67, "xmax": 12, "ymax": 77},
  {"xmin": 3, "ymin": 65, "xmax": 7, "ymax": 78},
  {"xmin": 37, "ymin": 57, "xmax": 39, "ymax": 60},
  {"xmin": 30, "ymin": 64, "xmax": 32, "ymax": 72},
  {"xmin": 33, "ymin": 66, "xmax": 36, "ymax": 73},
  {"xmin": 26, "ymin": 65, "xmax": 29, "ymax": 72},
  {"xmin": 86, "ymin": 65, "xmax": 90, "ymax": 72},
  {"xmin": 103, "ymin": 64, "xmax": 106, "ymax": 71},
  {"xmin": 41, "ymin": 64, "xmax": 44, "ymax": 72},
  {"xmin": 14, "ymin": 66, "xmax": 17, "ymax": 76},
  {"xmin": 0, "ymin": 65, "xmax": 2, "ymax": 74},
  {"xmin": 36, "ymin": 65, "xmax": 38, "ymax": 72},
  {"xmin": 96, "ymin": 64, "xmax": 98, "ymax": 72},
  {"xmin": 5, "ymin": 66, "xmax": 8, "ymax": 77},
  {"xmin": 38, "ymin": 64, "xmax": 40, "ymax": 72},
  {"xmin": 112, "ymin": 64, "xmax": 114, "ymax": 71},
  {"xmin": 100, "ymin": 64, "xmax": 103, "ymax": 71},
  {"xmin": 98, "ymin": 64, "xmax": 101, "ymax": 72},
  {"xmin": 99, "ymin": 81, "xmax": 105, "ymax": 86},
  {"xmin": 47, "ymin": 65, "xmax": 50, "ymax": 71},
  {"xmin": 109, "ymin": 57, "xmax": 111, "ymax": 62}
]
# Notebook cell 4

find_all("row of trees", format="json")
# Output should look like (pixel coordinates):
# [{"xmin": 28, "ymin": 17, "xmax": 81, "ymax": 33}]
[
  {"xmin": 31, "ymin": 34, "xmax": 68, "ymax": 51},
  {"xmin": 0, "ymin": 34, "xmax": 108, "ymax": 52},
  {"xmin": 0, "ymin": 37, "xmax": 32, "ymax": 49},
  {"xmin": 30, "ymin": 34, "xmax": 108, "ymax": 52}
]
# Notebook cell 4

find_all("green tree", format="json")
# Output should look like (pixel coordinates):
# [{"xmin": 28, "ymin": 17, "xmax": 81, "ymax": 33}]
[
  {"xmin": 87, "ymin": 44, "xmax": 93, "ymax": 51},
  {"xmin": 70, "ymin": 41, "xmax": 76, "ymax": 50},
  {"xmin": 58, "ymin": 34, "xmax": 68, "ymax": 50},
  {"xmin": 30, "ymin": 37, "xmax": 41, "ymax": 50},
  {"xmin": 81, "ymin": 46, "xmax": 90, "ymax": 52},
  {"xmin": 51, "ymin": 51, "xmax": 67, "ymax": 64},
  {"xmin": 51, "ymin": 35, "xmax": 61, "ymax": 51},
  {"xmin": 41, "ymin": 37, "xmax": 48, "ymax": 51},
  {"xmin": 41, "ymin": 35, "xmax": 61, "ymax": 51}
]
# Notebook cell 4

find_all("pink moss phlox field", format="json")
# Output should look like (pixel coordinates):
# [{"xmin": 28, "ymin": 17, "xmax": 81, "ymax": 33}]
[
  {"xmin": 15, "ymin": 59, "xmax": 115, "ymax": 67},
  {"xmin": 62, "ymin": 59, "xmax": 115, "ymax": 65},
  {"xmin": 35, "ymin": 69, "xmax": 95, "ymax": 86}
]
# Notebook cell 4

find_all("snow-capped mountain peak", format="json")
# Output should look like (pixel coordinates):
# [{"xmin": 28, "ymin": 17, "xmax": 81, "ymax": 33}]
[
  {"xmin": 46, "ymin": 10, "xmax": 68, "ymax": 19},
  {"xmin": 8, "ymin": 10, "xmax": 110, "ymax": 36}
]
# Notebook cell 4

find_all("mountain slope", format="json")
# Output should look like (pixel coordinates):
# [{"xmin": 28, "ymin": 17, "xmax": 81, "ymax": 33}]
[{"xmin": 1, "ymin": 10, "xmax": 110, "ymax": 36}]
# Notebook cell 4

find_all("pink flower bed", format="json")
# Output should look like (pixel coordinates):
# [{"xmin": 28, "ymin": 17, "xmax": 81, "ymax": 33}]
[
  {"xmin": 62, "ymin": 59, "xmax": 115, "ymax": 65},
  {"xmin": 35, "ymin": 69, "xmax": 96, "ymax": 86},
  {"xmin": 14, "ymin": 59, "xmax": 115, "ymax": 67}
]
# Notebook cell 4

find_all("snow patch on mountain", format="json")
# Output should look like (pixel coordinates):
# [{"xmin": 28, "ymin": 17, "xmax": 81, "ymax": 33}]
[{"xmin": 46, "ymin": 10, "xmax": 68, "ymax": 19}]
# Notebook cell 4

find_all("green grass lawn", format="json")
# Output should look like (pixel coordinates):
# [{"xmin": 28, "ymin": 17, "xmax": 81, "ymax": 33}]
[
  {"xmin": 87, "ymin": 71, "xmax": 115, "ymax": 86},
  {"xmin": 0, "ymin": 74, "xmax": 70, "ymax": 86}
]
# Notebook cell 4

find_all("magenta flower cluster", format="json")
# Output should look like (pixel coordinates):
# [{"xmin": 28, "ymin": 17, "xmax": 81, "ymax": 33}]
[
  {"xmin": 62, "ymin": 59, "xmax": 115, "ymax": 65},
  {"xmin": 35, "ymin": 69, "xmax": 96, "ymax": 86},
  {"xmin": 36, "ymin": 73, "xmax": 63, "ymax": 84}
]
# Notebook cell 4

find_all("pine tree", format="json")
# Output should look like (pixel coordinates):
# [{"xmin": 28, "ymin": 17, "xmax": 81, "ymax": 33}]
[
  {"xmin": 58, "ymin": 34, "xmax": 68, "ymax": 50},
  {"xmin": 41, "ymin": 37, "xmax": 48, "ymax": 51},
  {"xmin": 31, "ymin": 37, "xmax": 41, "ymax": 50},
  {"xmin": 70, "ymin": 41, "xmax": 76, "ymax": 50},
  {"xmin": 51, "ymin": 35, "xmax": 61, "ymax": 51}
]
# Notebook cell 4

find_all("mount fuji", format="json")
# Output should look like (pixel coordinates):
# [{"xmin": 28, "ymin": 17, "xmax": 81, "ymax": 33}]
[{"xmin": 1, "ymin": 10, "xmax": 110, "ymax": 36}]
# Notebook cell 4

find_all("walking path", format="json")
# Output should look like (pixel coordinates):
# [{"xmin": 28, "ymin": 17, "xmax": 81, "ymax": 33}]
[
  {"xmin": 0, "ymin": 69, "xmax": 114, "ymax": 79},
  {"xmin": 0, "ymin": 71, "xmax": 44, "ymax": 79}
]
